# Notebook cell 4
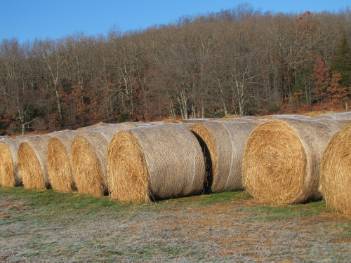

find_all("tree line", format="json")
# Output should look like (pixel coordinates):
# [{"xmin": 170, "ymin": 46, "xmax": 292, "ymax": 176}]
[{"xmin": 1, "ymin": 5, "xmax": 351, "ymax": 134}]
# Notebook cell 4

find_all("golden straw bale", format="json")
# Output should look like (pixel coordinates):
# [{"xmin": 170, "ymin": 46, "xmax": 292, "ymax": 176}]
[
  {"xmin": 108, "ymin": 124, "xmax": 205, "ymax": 202},
  {"xmin": 320, "ymin": 124, "xmax": 351, "ymax": 216},
  {"xmin": 71, "ymin": 123, "xmax": 140, "ymax": 197},
  {"xmin": 0, "ymin": 137, "xmax": 23, "ymax": 187},
  {"xmin": 18, "ymin": 135, "xmax": 50, "ymax": 190},
  {"xmin": 47, "ymin": 130, "xmax": 76, "ymax": 193},
  {"xmin": 243, "ymin": 117, "xmax": 348, "ymax": 205},
  {"xmin": 190, "ymin": 119, "xmax": 263, "ymax": 192}
]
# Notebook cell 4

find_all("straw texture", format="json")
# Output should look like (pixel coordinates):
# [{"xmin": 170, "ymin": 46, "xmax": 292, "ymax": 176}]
[
  {"xmin": 190, "ymin": 119, "xmax": 263, "ymax": 192},
  {"xmin": 0, "ymin": 137, "xmax": 22, "ymax": 187},
  {"xmin": 18, "ymin": 135, "xmax": 50, "ymax": 190},
  {"xmin": 243, "ymin": 117, "xmax": 346, "ymax": 204},
  {"xmin": 71, "ymin": 123, "xmax": 140, "ymax": 197},
  {"xmin": 320, "ymin": 124, "xmax": 351, "ymax": 216},
  {"xmin": 108, "ymin": 124, "xmax": 205, "ymax": 202},
  {"xmin": 47, "ymin": 130, "xmax": 76, "ymax": 192}
]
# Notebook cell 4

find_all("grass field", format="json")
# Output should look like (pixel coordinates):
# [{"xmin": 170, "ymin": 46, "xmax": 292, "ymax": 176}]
[{"xmin": 1, "ymin": 188, "xmax": 351, "ymax": 262}]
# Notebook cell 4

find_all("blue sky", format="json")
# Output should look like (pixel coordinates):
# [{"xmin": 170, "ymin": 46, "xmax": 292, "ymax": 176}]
[{"xmin": 1, "ymin": 0, "xmax": 350, "ymax": 42}]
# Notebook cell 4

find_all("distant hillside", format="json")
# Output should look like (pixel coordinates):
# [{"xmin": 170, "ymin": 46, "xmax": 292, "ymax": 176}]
[{"xmin": 0, "ymin": 6, "xmax": 351, "ymax": 134}]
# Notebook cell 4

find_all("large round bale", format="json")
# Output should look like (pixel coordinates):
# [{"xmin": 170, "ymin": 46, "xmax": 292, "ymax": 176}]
[
  {"xmin": 18, "ymin": 136, "xmax": 50, "ymax": 190},
  {"xmin": 190, "ymin": 119, "xmax": 263, "ymax": 192},
  {"xmin": 107, "ymin": 124, "xmax": 206, "ymax": 203},
  {"xmin": 47, "ymin": 130, "xmax": 76, "ymax": 193},
  {"xmin": 243, "ymin": 117, "xmax": 348, "ymax": 205},
  {"xmin": 320, "ymin": 125, "xmax": 351, "ymax": 216},
  {"xmin": 71, "ymin": 123, "xmax": 140, "ymax": 197},
  {"xmin": 0, "ymin": 137, "xmax": 23, "ymax": 187}
]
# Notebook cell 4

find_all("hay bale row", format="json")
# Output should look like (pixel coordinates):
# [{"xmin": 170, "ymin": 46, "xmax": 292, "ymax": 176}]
[
  {"xmin": 2, "ymin": 113, "xmax": 351, "ymax": 209},
  {"xmin": 0, "ymin": 122, "xmax": 148, "ymax": 194},
  {"xmin": 107, "ymin": 124, "xmax": 205, "ymax": 202},
  {"xmin": 243, "ymin": 117, "xmax": 350, "ymax": 205}
]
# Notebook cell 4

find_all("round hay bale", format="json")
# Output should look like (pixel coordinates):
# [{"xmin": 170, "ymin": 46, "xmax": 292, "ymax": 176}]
[
  {"xmin": 107, "ymin": 124, "xmax": 206, "ymax": 203},
  {"xmin": 190, "ymin": 119, "xmax": 263, "ymax": 192},
  {"xmin": 18, "ymin": 135, "xmax": 50, "ymax": 190},
  {"xmin": 320, "ymin": 124, "xmax": 351, "ymax": 216},
  {"xmin": 71, "ymin": 123, "xmax": 140, "ymax": 197},
  {"xmin": 0, "ymin": 137, "xmax": 22, "ymax": 187},
  {"xmin": 243, "ymin": 117, "xmax": 347, "ymax": 205},
  {"xmin": 47, "ymin": 130, "xmax": 76, "ymax": 193}
]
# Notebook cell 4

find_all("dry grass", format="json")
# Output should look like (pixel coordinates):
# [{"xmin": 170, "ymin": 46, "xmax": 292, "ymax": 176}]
[
  {"xmin": 243, "ymin": 118, "xmax": 344, "ymax": 205},
  {"xmin": 108, "ymin": 124, "xmax": 205, "ymax": 202}
]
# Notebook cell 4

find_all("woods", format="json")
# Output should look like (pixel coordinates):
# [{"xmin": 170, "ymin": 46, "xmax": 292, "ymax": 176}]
[{"xmin": 1, "ymin": 6, "xmax": 351, "ymax": 134}]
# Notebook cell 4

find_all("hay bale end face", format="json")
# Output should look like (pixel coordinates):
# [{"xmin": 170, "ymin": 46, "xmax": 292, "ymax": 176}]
[
  {"xmin": 18, "ymin": 136, "xmax": 50, "ymax": 190},
  {"xmin": 320, "ymin": 125, "xmax": 351, "ymax": 216},
  {"xmin": 108, "ymin": 124, "xmax": 205, "ymax": 202},
  {"xmin": 71, "ymin": 132, "xmax": 108, "ymax": 197},
  {"xmin": 243, "ymin": 118, "xmax": 343, "ymax": 205},
  {"xmin": 47, "ymin": 130, "xmax": 76, "ymax": 193},
  {"xmin": 190, "ymin": 120, "xmax": 262, "ymax": 192},
  {"xmin": 71, "ymin": 123, "xmax": 140, "ymax": 197},
  {"xmin": 0, "ymin": 138, "xmax": 20, "ymax": 187}
]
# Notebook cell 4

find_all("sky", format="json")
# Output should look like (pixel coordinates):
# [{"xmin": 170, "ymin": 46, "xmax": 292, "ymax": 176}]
[{"xmin": 1, "ymin": 0, "xmax": 350, "ymax": 42}]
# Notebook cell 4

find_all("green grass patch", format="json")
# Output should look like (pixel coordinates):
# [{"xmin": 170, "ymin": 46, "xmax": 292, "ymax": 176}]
[
  {"xmin": 0, "ymin": 187, "xmax": 127, "ymax": 211},
  {"xmin": 195, "ymin": 191, "xmax": 251, "ymax": 205},
  {"xmin": 0, "ymin": 188, "xmax": 135, "ymax": 224},
  {"xmin": 155, "ymin": 191, "xmax": 251, "ymax": 208},
  {"xmin": 242, "ymin": 200, "xmax": 326, "ymax": 221},
  {"xmin": 1, "ymin": 188, "xmax": 325, "ymax": 223}
]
